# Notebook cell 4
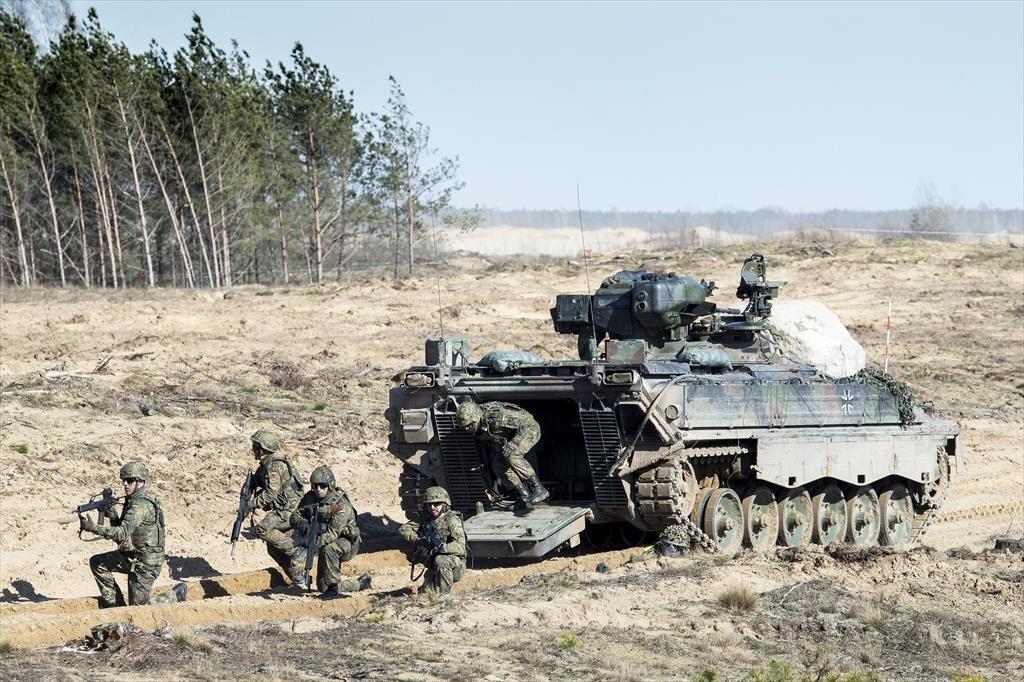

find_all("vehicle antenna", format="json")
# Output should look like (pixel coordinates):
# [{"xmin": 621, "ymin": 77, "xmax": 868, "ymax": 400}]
[
  {"xmin": 429, "ymin": 195, "xmax": 444, "ymax": 339},
  {"xmin": 576, "ymin": 183, "xmax": 599, "ymax": 358}
]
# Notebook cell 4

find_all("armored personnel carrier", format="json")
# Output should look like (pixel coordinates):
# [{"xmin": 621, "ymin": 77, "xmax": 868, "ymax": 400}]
[{"xmin": 386, "ymin": 254, "xmax": 959, "ymax": 558}]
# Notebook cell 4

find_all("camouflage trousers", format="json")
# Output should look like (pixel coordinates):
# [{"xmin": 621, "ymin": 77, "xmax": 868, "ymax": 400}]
[
  {"xmin": 491, "ymin": 447, "xmax": 537, "ymax": 488},
  {"xmin": 314, "ymin": 537, "xmax": 361, "ymax": 593},
  {"xmin": 423, "ymin": 554, "xmax": 465, "ymax": 595},
  {"xmin": 89, "ymin": 550, "xmax": 174, "ymax": 608},
  {"xmin": 254, "ymin": 508, "xmax": 298, "ymax": 573}
]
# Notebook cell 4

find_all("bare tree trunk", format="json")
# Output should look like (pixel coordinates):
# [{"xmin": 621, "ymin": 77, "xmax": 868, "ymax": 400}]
[
  {"xmin": 406, "ymin": 157, "xmax": 414, "ymax": 276},
  {"xmin": 103, "ymin": 163, "xmax": 128, "ymax": 287},
  {"xmin": 306, "ymin": 131, "xmax": 324, "ymax": 283},
  {"xmin": 30, "ymin": 120, "xmax": 66, "ymax": 286},
  {"xmin": 72, "ymin": 163, "xmax": 91, "ymax": 287},
  {"xmin": 95, "ymin": 195, "xmax": 107, "ymax": 287},
  {"xmin": 116, "ymin": 92, "xmax": 155, "ymax": 287},
  {"xmin": 392, "ymin": 200, "xmax": 402, "ymax": 279},
  {"xmin": 138, "ymin": 120, "xmax": 194, "ymax": 288},
  {"xmin": 0, "ymin": 147, "xmax": 31, "ymax": 287},
  {"xmin": 187, "ymin": 101, "xmax": 221, "ymax": 287},
  {"xmin": 160, "ymin": 117, "xmax": 213, "ymax": 287},
  {"xmin": 84, "ymin": 102, "xmax": 118, "ymax": 288},
  {"xmin": 276, "ymin": 203, "xmax": 289, "ymax": 284},
  {"xmin": 217, "ymin": 167, "xmax": 231, "ymax": 287}
]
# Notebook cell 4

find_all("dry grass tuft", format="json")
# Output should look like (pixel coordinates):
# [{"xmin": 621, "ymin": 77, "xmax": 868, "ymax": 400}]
[
  {"xmin": 171, "ymin": 632, "xmax": 213, "ymax": 653},
  {"xmin": 716, "ymin": 583, "xmax": 759, "ymax": 612}
]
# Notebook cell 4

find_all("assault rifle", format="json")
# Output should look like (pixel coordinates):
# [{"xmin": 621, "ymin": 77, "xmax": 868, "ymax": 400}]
[
  {"xmin": 72, "ymin": 488, "xmax": 119, "ymax": 538},
  {"xmin": 408, "ymin": 520, "xmax": 445, "ymax": 580},
  {"xmin": 299, "ymin": 504, "xmax": 321, "ymax": 590},
  {"xmin": 230, "ymin": 470, "xmax": 255, "ymax": 558}
]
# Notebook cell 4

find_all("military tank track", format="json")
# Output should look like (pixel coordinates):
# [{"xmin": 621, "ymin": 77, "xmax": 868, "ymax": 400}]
[{"xmin": 650, "ymin": 446, "xmax": 955, "ymax": 556}]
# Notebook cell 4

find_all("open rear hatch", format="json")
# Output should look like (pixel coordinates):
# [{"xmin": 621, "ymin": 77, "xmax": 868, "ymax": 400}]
[{"xmin": 464, "ymin": 504, "xmax": 593, "ymax": 559}]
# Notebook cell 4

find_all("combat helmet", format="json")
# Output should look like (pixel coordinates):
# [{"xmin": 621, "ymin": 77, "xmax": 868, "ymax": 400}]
[
  {"xmin": 455, "ymin": 402, "xmax": 483, "ymax": 430},
  {"xmin": 422, "ymin": 486, "xmax": 451, "ymax": 507},
  {"xmin": 119, "ymin": 461, "xmax": 149, "ymax": 481},
  {"xmin": 310, "ymin": 465, "xmax": 336, "ymax": 489},
  {"xmin": 251, "ymin": 429, "xmax": 281, "ymax": 454}
]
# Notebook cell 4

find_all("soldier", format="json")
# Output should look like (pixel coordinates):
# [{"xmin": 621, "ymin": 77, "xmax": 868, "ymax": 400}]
[
  {"xmin": 399, "ymin": 486, "xmax": 467, "ymax": 595},
  {"xmin": 287, "ymin": 466, "xmax": 370, "ymax": 596},
  {"xmin": 456, "ymin": 401, "xmax": 550, "ymax": 510},
  {"xmin": 248, "ymin": 429, "xmax": 305, "ymax": 574},
  {"xmin": 78, "ymin": 461, "xmax": 184, "ymax": 607}
]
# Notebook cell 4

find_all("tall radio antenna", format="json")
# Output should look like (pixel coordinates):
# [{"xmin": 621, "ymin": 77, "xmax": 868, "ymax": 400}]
[
  {"xmin": 576, "ymin": 183, "xmax": 599, "ymax": 357},
  {"xmin": 429, "ymin": 195, "xmax": 444, "ymax": 339}
]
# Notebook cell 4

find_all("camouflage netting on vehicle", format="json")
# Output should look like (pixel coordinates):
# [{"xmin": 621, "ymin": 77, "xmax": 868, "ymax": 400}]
[
  {"xmin": 658, "ymin": 523, "xmax": 692, "ymax": 548},
  {"xmin": 850, "ymin": 368, "xmax": 919, "ymax": 426}
]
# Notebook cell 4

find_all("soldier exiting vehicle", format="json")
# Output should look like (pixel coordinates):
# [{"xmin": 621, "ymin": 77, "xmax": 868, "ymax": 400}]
[
  {"xmin": 78, "ymin": 461, "xmax": 184, "ymax": 608},
  {"xmin": 456, "ymin": 401, "xmax": 550, "ymax": 511},
  {"xmin": 247, "ymin": 429, "xmax": 305, "ymax": 574},
  {"xmin": 287, "ymin": 466, "xmax": 370, "ymax": 596},
  {"xmin": 399, "ymin": 486, "xmax": 466, "ymax": 594}
]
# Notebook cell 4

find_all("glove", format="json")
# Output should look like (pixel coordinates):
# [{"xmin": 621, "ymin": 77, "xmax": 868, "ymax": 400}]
[
  {"xmin": 429, "ymin": 533, "xmax": 445, "ymax": 552},
  {"xmin": 294, "ymin": 519, "xmax": 310, "ymax": 535},
  {"xmin": 79, "ymin": 514, "xmax": 98, "ymax": 534},
  {"xmin": 103, "ymin": 505, "xmax": 119, "ymax": 523}
]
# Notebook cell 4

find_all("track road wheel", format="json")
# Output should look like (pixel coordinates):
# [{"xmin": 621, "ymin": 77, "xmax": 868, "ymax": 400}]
[
  {"xmin": 846, "ymin": 486, "xmax": 881, "ymax": 547},
  {"xmin": 690, "ymin": 488, "xmax": 716, "ymax": 527},
  {"xmin": 879, "ymin": 484, "xmax": 913, "ymax": 546},
  {"xmin": 702, "ymin": 488, "xmax": 744, "ymax": 557},
  {"xmin": 741, "ymin": 486, "xmax": 778, "ymax": 551},
  {"xmin": 777, "ymin": 489, "xmax": 813, "ymax": 547},
  {"xmin": 811, "ymin": 484, "xmax": 848, "ymax": 547}
]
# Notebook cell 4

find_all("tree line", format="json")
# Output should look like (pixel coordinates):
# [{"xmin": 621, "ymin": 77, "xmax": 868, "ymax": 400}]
[{"xmin": 0, "ymin": 9, "xmax": 471, "ymax": 288}]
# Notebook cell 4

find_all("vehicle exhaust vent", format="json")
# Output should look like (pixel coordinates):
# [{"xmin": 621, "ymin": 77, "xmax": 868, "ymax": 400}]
[
  {"xmin": 434, "ymin": 410, "xmax": 487, "ymax": 513},
  {"xmin": 579, "ymin": 404, "xmax": 629, "ymax": 510}
]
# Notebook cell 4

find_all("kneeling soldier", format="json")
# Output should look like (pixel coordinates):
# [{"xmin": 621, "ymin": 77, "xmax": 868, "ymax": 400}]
[
  {"xmin": 249, "ymin": 429, "xmax": 305, "ymax": 574},
  {"xmin": 288, "ymin": 466, "xmax": 369, "ymax": 595},
  {"xmin": 79, "ymin": 461, "xmax": 183, "ymax": 607},
  {"xmin": 399, "ymin": 486, "xmax": 467, "ymax": 595}
]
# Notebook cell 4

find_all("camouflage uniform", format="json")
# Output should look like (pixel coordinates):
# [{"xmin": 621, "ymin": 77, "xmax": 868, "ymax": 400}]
[
  {"xmin": 86, "ymin": 487, "xmax": 173, "ymax": 607},
  {"xmin": 251, "ymin": 447, "xmax": 305, "ymax": 573},
  {"xmin": 475, "ymin": 402, "xmax": 540, "ymax": 488},
  {"xmin": 289, "ymin": 486, "xmax": 363, "ymax": 593},
  {"xmin": 399, "ymin": 487, "xmax": 467, "ymax": 594}
]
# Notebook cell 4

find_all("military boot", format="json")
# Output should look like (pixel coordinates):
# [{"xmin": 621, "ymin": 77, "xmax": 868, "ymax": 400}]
[
  {"xmin": 286, "ymin": 548, "xmax": 307, "ymax": 586},
  {"xmin": 526, "ymin": 475, "xmax": 550, "ymax": 504},
  {"xmin": 512, "ymin": 483, "xmax": 533, "ymax": 512}
]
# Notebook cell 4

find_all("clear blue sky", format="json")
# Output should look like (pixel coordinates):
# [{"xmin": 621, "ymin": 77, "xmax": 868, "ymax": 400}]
[{"xmin": 69, "ymin": 0, "xmax": 1024, "ymax": 212}]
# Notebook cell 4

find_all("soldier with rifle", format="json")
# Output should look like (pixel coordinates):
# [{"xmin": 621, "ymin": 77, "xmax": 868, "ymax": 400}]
[
  {"xmin": 235, "ymin": 429, "xmax": 305, "ymax": 575},
  {"xmin": 399, "ymin": 486, "xmax": 467, "ymax": 595},
  {"xmin": 75, "ymin": 461, "xmax": 185, "ymax": 607},
  {"xmin": 286, "ymin": 466, "xmax": 370, "ymax": 596}
]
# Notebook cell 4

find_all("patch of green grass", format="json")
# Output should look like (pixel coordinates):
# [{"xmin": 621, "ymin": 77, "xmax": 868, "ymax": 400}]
[
  {"xmin": 313, "ymin": 402, "xmax": 327, "ymax": 411},
  {"xmin": 364, "ymin": 612, "xmax": 388, "ymax": 624},
  {"xmin": 11, "ymin": 443, "xmax": 28, "ymax": 454},
  {"xmin": 693, "ymin": 668, "xmax": 719, "ymax": 682},
  {"xmin": 716, "ymin": 583, "xmax": 759, "ymax": 612},
  {"xmin": 748, "ymin": 660, "xmax": 797, "ymax": 682},
  {"xmin": 950, "ymin": 673, "xmax": 986, "ymax": 682},
  {"xmin": 171, "ymin": 632, "xmax": 213, "ymax": 653},
  {"xmin": 555, "ymin": 632, "xmax": 580, "ymax": 651},
  {"xmin": 0, "ymin": 639, "xmax": 15, "ymax": 656}
]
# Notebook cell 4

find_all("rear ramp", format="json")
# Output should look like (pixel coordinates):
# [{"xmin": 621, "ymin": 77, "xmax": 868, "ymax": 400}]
[{"xmin": 465, "ymin": 504, "xmax": 593, "ymax": 559}]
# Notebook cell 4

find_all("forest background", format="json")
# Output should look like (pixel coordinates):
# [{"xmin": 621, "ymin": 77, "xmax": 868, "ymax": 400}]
[{"xmin": 2, "ymin": 3, "xmax": 1021, "ymax": 289}]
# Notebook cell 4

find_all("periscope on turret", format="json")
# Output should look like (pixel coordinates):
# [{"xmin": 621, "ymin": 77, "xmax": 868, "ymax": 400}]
[{"xmin": 385, "ymin": 254, "xmax": 959, "ymax": 559}]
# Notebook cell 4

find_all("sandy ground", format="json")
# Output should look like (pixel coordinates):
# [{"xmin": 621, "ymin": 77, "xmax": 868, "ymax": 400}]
[{"xmin": 0, "ymin": 237, "xmax": 1022, "ymax": 678}]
